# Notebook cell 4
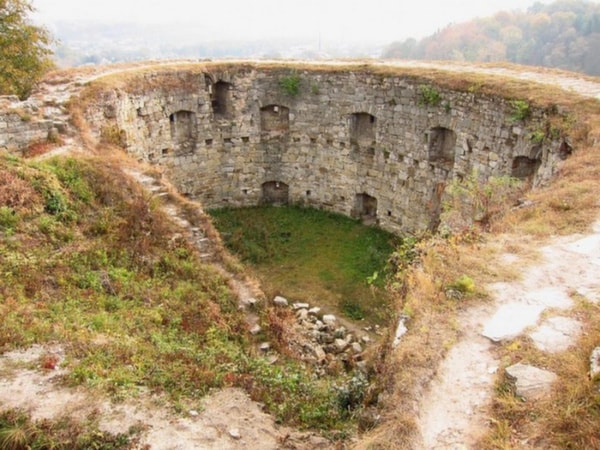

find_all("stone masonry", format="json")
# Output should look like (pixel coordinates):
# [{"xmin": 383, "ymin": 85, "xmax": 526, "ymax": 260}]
[
  {"xmin": 0, "ymin": 95, "xmax": 63, "ymax": 154},
  {"xmin": 69, "ymin": 64, "xmax": 574, "ymax": 233}
]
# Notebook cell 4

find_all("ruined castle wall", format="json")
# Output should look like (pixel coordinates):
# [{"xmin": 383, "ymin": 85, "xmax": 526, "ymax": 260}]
[
  {"xmin": 85, "ymin": 66, "xmax": 567, "ymax": 234},
  {"xmin": 0, "ymin": 96, "xmax": 58, "ymax": 154}
]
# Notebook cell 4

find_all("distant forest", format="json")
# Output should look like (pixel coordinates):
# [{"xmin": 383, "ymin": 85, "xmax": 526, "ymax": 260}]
[{"xmin": 382, "ymin": 0, "xmax": 600, "ymax": 75}]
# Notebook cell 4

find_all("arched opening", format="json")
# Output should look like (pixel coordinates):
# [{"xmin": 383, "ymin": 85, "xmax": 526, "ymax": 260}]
[
  {"xmin": 212, "ymin": 81, "xmax": 233, "ymax": 117},
  {"xmin": 428, "ymin": 126, "xmax": 456, "ymax": 168},
  {"xmin": 169, "ymin": 110, "xmax": 196, "ymax": 152},
  {"xmin": 260, "ymin": 105, "xmax": 290, "ymax": 133},
  {"xmin": 511, "ymin": 156, "xmax": 541, "ymax": 179},
  {"xmin": 349, "ymin": 112, "xmax": 376, "ymax": 146},
  {"xmin": 261, "ymin": 181, "xmax": 289, "ymax": 205},
  {"xmin": 353, "ymin": 193, "xmax": 378, "ymax": 222}
]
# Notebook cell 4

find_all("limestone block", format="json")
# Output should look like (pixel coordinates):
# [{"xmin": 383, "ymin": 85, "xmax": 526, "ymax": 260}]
[
  {"xmin": 273, "ymin": 296, "xmax": 289, "ymax": 307},
  {"xmin": 505, "ymin": 363, "xmax": 557, "ymax": 400},
  {"xmin": 333, "ymin": 339, "xmax": 349, "ymax": 354},
  {"xmin": 529, "ymin": 316, "xmax": 581, "ymax": 353},
  {"xmin": 351, "ymin": 342, "xmax": 363, "ymax": 354},
  {"xmin": 322, "ymin": 314, "xmax": 336, "ymax": 325},
  {"xmin": 482, "ymin": 303, "xmax": 544, "ymax": 342}
]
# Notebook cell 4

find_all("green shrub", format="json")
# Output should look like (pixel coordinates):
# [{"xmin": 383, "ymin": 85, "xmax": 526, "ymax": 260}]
[
  {"xmin": 510, "ymin": 99, "xmax": 531, "ymax": 122},
  {"xmin": 447, "ymin": 275, "xmax": 475, "ymax": 296},
  {"xmin": 0, "ymin": 206, "xmax": 18, "ymax": 231},
  {"xmin": 419, "ymin": 85, "xmax": 442, "ymax": 106},
  {"xmin": 341, "ymin": 299, "xmax": 366, "ymax": 320},
  {"xmin": 279, "ymin": 72, "xmax": 301, "ymax": 96},
  {"xmin": 336, "ymin": 372, "xmax": 369, "ymax": 415},
  {"xmin": 44, "ymin": 190, "xmax": 67, "ymax": 216},
  {"xmin": 50, "ymin": 158, "xmax": 93, "ymax": 203},
  {"xmin": 529, "ymin": 129, "xmax": 546, "ymax": 144},
  {"xmin": 441, "ymin": 170, "xmax": 523, "ymax": 232}
]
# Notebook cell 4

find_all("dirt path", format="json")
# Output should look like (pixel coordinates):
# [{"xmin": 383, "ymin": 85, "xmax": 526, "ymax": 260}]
[
  {"xmin": 415, "ymin": 220, "xmax": 600, "ymax": 448},
  {"xmin": 0, "ymin": 346, "xmax": 330, "ymax": 450}
]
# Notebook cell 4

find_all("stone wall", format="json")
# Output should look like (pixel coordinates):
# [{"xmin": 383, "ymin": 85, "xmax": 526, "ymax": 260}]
[
  {"xmin": 0, "ymin": 96, "xmax": 60, "ymax": 154},
  {"xmin": 83, "ymin": 65, "xmax": 570, "ymax": 234}
]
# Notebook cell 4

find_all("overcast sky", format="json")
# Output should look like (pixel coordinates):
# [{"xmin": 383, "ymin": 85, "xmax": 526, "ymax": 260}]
[{"xmin": 31, "ymin": 0, "xmax": 588, "ymax": 43}]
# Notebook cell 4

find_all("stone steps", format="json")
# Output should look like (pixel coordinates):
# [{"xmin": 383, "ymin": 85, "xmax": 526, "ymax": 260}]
[{"xmin": 125, "ymin": 169, "xmax": 217, "ymax": 263}]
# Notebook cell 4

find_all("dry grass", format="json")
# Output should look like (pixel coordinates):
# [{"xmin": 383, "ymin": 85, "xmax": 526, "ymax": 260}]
[
  {"xmin": 354, "ymin": 236, "xmax": 497, "ymax": 449},
  {"xmin": 0, "ymin": 165, "xmax": 43, "ymax": 213},
  {"xmin": 131, "ymin": 162, "xmax": 255, "ymax": 282},
  {"xmin": 478, "ymin": 298, "xmax": 600, "ymax": 449},
  {"xmin": 70, "ymin": 59, "xmax": 599, "ymax": 114},
  {"xmin": 21, "ymin": 140, "xmax": 63, "ymax": 158},
  {"xmin": 498, "ymin": 137, "xmax": 600, "ymax": 237},
  {"xmin": 352, "ymin": 84, "xmax": 600, "ymax": 448},
  {"xmin": 30, "ymin": 59, "xmax": 600, "ymax": 447}
]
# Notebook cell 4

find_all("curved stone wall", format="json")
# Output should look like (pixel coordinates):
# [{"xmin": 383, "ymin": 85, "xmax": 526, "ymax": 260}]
[{"xmin": 84, "ymin": 64, "xmax": 569, "ymax": 234}]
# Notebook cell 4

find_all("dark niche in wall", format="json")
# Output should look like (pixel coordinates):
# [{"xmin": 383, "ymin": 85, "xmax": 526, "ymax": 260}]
[
  {"xmin": 559, "ymin": 140, "xmax": 573, "ymax": 160},
  {"xmin": 260, "ymin": 105, "xmax": 290, "ymax": 133},
  {"xmin": 511, "ymin": 156, "xmax": 541, "ymax": 179},
  {"xmin": 261, "ymin": 181, "xmax": 289, "ymax": 205},
  {"xmin": 353, "ymin": 193, "xmax": 378, "ymax": 222},
  {"xmin": 212, "ymin": 81, "xmax": 233, "ymax": 118},
  {"xmin": 428, "ymin": 126, "xmax": 456, "ymax": 168},
  {"xmin": 349, "ymin": 112, "xmax": 376, "ymax": 147},
  {"xmin": 169, "ymin": 110, "xmax": 197, "ymax": 153}
]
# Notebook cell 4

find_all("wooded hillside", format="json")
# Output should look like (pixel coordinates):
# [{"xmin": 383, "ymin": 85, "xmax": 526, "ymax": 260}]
[{"xmin": 383, "ymin": 0, "xmax": 600, "ymax": 76}]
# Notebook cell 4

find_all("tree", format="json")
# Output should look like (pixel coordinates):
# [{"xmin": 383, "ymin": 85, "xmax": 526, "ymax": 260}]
[
  {"xmin": 381, "ymin": 0, "xmax": 600, "ymax": 76},
  {"xmin": 0, "ymin": 0, "xmax": 53, "ymax": 99}
]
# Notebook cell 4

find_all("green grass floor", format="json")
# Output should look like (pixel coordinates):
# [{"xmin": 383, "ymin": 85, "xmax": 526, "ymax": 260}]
[{"xmin": 209, "ymin": 205, "xmax": 401, "ymax": 325}]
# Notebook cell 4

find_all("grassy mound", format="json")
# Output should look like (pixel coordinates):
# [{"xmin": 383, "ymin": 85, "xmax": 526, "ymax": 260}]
[{"xmin": 0, "ymin": 153, "xmax": 375, "ymax": 447}]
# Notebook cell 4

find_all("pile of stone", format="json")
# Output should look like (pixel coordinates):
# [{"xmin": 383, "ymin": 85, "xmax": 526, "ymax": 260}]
[{"xmin": 263, "ymin": 296, "xmax": 372, "ymax": 374}]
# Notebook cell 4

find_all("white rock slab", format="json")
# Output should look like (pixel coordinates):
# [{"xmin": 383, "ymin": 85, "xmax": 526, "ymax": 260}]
[
  {"xmin": 505, "ymin": 363, "xmax": 558, "ymax": 400},
  {"xmin": 392, "ymin": 316, "xmax": 408, "ymax": 347},
  {"xmin": 482, "ymin": 303, "xmax": 544, "ymax": 342},
  {"xmin": 529, "ymin": 316, "xmax": 581, "ymax": 352},
  {"xmin": 522, "ymin": 286, "xmax": 573, "ymax": 309},
  {"xmin": 564, "ymin": 233, "xmax": 600, "ymax": 261},
  {"xmin": 576, "ymin": 286, "xmax": 600, "ymax": 304}
]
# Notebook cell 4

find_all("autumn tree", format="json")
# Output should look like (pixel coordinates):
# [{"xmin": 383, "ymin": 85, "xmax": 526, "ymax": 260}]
[
  {"xmin": 0, "ymin": 0, "xmax": 53, "ymax": 99},
  {"xmin": 382, "ymin": 0, "xmax": 600, "ymax": 76}
]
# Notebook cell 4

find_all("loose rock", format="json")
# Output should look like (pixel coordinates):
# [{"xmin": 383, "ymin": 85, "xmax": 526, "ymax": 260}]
[
  {"xmin": 259, "ymin": 342, "xmax": 271, "ymax": 352},
  {"xmin": 292, "ymin": 302, "xmax": 310, "ymax": 310},
  {"xmin": 273, "ymin": 296, "xmax": 289, "ymax": 307},
  {"xmin": 308, "ymin": 307, "xmax": 321, "ymax": 316},
  {"xmin": 334, "ymin": 338, "xmax": 349, "ymax": 354},
  {"xmin": 296, "ymin": 309, "xmax": 309, "ymax": 321},
  {"xmin": 322, "ymin": 314, "xmax": 337, "ymax": 325},
  {"xmin": 392, "ymin": 316, "xmax": 408, "ymax": 347},
  {"xmin": 351, "ymin": 342, "xmax": 363, "ymax": 354},
  {"xmin": 505, "ymin": 363, "xmax": 558, "ymax": 400},
  {"xmin": 228, "ymin": 428, "xmax": 241, "ymax": 440}
]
